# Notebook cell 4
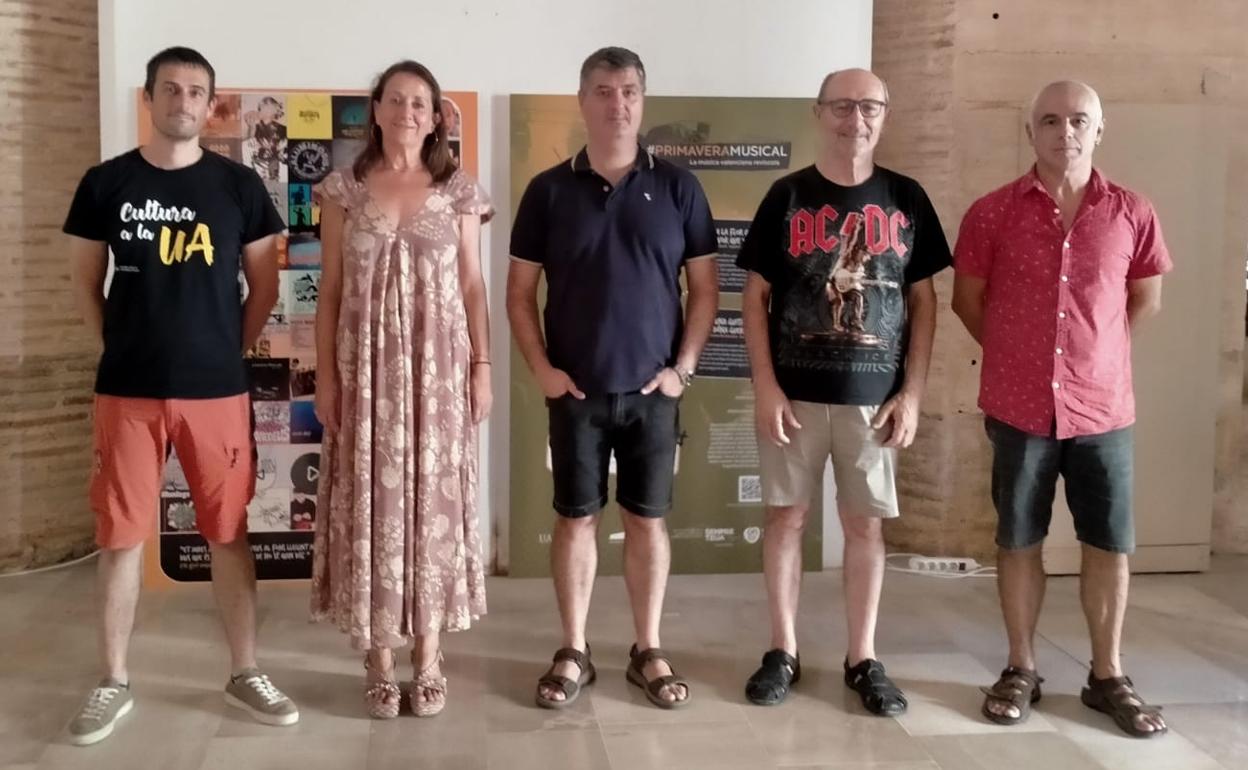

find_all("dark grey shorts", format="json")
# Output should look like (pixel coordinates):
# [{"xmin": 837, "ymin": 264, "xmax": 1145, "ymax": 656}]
[
  {"xmin": 984, "ymin": 417, "xmax": 1135, "ymax": 554},
  {"xmin": 547, "ymin": 391, "xmax": 681, "ymax": 518}
]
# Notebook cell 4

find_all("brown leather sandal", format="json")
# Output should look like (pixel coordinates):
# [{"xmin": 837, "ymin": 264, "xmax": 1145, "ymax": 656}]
[
  {"xmin": 626, "ymin": 645, "xmax": 691, "ymax": 709},
  {"xmin": 1081, "ymin": 671, "xmax": 1168, "ymax": 738},
  {"xmin": 980, "ymin": 666, "xmax": 1043, "ymax": 725},
  {"xmin": 535, "ymin": 645, "xmax": 595, "ymax": 709}
]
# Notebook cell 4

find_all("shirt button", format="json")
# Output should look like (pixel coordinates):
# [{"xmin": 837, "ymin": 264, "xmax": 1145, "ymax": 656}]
[
  {"xmin": 1058, "ymin": 311, "xmax": 1067, "ymax": 319},
  {"xmin": 1052, "ymin": 381, "xmax": 1061, "ymax": 389},
  {"xmin": 1063, "ymin": 241, "xmax": 1070, "ymax": 249},
  {"xmin": 1053, "ymin": 208, "xmax": 1060, "ymax": 215},
  {"xmin": 1056, "ymin": 347, "xmax": 1064, "ymax": 355},
  {"xmin": 1060, "ymin": 275, "xmax": 1069, "ymax": 282},
  {"xmin": 602, "ymin": 185, "xmax": 609, "ymax": 192}
]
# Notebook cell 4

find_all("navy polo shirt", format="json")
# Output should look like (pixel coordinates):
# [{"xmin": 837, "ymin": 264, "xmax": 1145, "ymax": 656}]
[{"xmin": 510, "ymin": 146, "xmax": 718, "ymax": 395}]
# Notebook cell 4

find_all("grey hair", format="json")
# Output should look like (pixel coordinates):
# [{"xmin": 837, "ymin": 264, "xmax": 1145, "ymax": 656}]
[{"xmin": 1025, "ymin": 80, "xmax": 1103, "ymax": 128}]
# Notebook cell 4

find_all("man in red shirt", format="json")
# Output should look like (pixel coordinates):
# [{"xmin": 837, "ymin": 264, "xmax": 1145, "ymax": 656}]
[{"xmin": 952, "ymin": 81, "xmax": 1171, "ymax": 738}]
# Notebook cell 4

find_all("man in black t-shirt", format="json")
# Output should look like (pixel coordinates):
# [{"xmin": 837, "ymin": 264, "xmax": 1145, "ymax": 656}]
[
  {"xmin": 737, "ymin": 69, "xmax": 951, "ymax": 713},
  {"xmin": 61, "ymin": 47, "xmax": 297, "ymax": 745}
]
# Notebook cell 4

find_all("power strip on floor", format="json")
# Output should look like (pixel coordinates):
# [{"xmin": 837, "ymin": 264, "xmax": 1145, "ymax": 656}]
[{"xmin": 907, "ymin": 556, "xmax": 982, "ymax": 574}]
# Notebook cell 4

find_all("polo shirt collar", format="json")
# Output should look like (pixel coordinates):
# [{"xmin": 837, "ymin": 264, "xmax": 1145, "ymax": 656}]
[{"xmin": 569, "ymin": 144, "xmax": 655, "ymax": 174}]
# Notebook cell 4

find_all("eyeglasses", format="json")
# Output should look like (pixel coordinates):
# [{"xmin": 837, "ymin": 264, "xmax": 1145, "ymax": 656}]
[{"xmin": 817, "ymin": 98, "xmax": 888, "ymax": 118}]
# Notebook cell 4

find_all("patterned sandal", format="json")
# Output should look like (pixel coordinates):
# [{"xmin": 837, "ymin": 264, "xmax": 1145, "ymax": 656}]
[
  {"xmin": 410, "ymin": 650, "xmax": 447, "ymax": 718},
  {"xmin": 364, "ymin": 651, "xmax": 400, "ymax": 720}
]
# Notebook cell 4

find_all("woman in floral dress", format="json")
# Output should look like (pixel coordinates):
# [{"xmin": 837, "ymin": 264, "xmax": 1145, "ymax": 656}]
[{"xmin": 310, "ymin": 60, "xmax": 493, "ymax": 719}]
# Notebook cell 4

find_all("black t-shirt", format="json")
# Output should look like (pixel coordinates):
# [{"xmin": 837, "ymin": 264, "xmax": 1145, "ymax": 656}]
[
  {"xmin": 736, "ymin": 165, "xmax": 951, "ymax": 405},
  {"xmin": 63, "ymin": 148, "xmax": 284, "ymax": 398}
]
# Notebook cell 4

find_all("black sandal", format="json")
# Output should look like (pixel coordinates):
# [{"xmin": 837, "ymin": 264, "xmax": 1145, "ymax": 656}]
[
  {"xmin": 980, "ymin": 666, "xmax": 1043, "ymax": 725},
  {"xmin": 745, "ymin": 649, "xmax": 801, "ymax": 706},
  {"xmin": 844, "ymin": 658, "xmax": 908, "ymax": 716},
  {"xmin": 534, "ymin": 645, "xmax": 595, "ymax": 709},
  {"xmin": 1081, "ymin": 671, "xmax": 1168, "ymax": 738},
  {"xmin": 626, "ymin": 645, "xmax": 691, "ymax": 709}
]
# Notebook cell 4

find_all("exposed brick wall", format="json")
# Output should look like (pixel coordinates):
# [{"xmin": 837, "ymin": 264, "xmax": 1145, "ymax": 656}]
[
  {"xmin": 0, "ymin": 0, "xmax": 100, "ymax": 570},
  {"xmin": 873, "ymin": 0, "xmax": 1248, "ymax": 560}
]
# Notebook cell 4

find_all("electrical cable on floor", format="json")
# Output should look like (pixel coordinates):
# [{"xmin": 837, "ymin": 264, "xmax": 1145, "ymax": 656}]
[
  {"xmin": 0, "ymin": 549, "xmax": 99, "ymax": 578},
  {"xmin": 884, "ymin": 551, "xmax": 998, "ymax": 579}
]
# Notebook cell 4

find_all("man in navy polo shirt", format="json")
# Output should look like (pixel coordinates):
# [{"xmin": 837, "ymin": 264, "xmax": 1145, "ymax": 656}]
[{"xmin": 508, "ymin": 46, "xmax": 719, "ymax": 710}]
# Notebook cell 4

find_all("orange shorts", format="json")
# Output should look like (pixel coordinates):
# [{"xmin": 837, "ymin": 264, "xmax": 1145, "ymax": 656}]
[{"xmin": 89, "ymin": 394, "xmax": 256, "ymax": 549}]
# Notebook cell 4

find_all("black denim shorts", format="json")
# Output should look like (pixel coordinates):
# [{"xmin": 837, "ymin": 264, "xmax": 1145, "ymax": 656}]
[
  {"xmin": 984, "ymin": 416, "xmax": 1135, "ymax": 554},
  {"xmin": 547, "ymin": 391, "xmax": 681, "ymax": 518}
]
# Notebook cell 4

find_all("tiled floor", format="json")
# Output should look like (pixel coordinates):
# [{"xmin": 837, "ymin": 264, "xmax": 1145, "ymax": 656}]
[{"xmin": 3, "ymin": 556, "xmax": 1247, "ymax": 769}]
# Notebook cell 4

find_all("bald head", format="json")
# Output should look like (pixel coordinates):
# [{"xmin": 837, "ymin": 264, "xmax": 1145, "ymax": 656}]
[
  {"xmin": 1026, "ymin": 80, "xmax": 1104, "ymax": 171},
  {"xmin": 1028, "ymin": 80, "xmax": 1102, "ymax": 129},
  {"xmin": 818, "ymin": 68, "xmax": 889, "ymax": 104}
]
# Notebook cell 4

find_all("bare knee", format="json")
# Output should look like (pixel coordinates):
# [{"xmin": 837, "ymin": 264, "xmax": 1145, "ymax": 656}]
[
  {"xmin": 619, "ymin": 510, "xmax": 666, "ymax": 540},
  {"xmin": 554, "ymin": 514, "xmax": 599, "ymax": 542},
  {"xmin": 840, "ymin": 515, "xmax": 883, "ymax": 546},
  {"xmin": 765, "ymin": 505, "xmax": 809, "ymax": 535},
  {"xmin": 998, "ymin": 543, "xmax": 1044, "ymax": 566}
]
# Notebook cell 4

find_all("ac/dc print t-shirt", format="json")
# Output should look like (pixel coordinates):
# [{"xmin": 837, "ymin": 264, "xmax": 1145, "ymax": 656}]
[
  {"xmin": 63, "ymin": 148, "xmax": 284, "ymax": 398},
  {"xmin": 736, "ymin": 165, "xmax": 951, "ymax": 405}
]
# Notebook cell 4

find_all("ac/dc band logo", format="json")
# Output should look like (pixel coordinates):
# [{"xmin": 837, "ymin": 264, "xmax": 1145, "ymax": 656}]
[{"xmin": 788, "ymin": 204, "xmax": 911, "ymax": 258}]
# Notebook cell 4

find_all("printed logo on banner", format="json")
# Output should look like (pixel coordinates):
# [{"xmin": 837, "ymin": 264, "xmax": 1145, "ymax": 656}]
[
  {"xmin": 265, "ymin": 181, "xmax": 289, "ymax": 229},
  {"xmin": 644, "ymin": 121, "xmax": 791, "ymax": 171},
  {"xmin": 290, "ymin": 357, "xmax": 316, "ymax": 400},
  {"xmin": 161, "ymin": 494, "xmax": 196, "ymax": 533},
  {"xmin": 288, "ymin": 140, "xmax": 333, "ymax": 183},
  {"xmin": 289, "ymin": 270, "xmax": 320, "ymax": 315},
  {"xmin": 288, "ymin": 183, "xmax": 320, "ymax": 234},
  {"xmin": 250, "ymin": 322, "xmax": 291, "ymax": 359},
  {"xmin": 332, "ymin": 95, "xmax": 369, "ymax": 139},
  {"xmin": 202, "ymin": 94, "xmax": 243, "ymax": 138},
  {"xmin": 290, "ymin": 495, "xmax": 316, "ymax": 530},
  {"xmin": 200, "ymin": 138, "xmax": 242, "ymax": 161},
  {"xmin": 254, "ymin": 402, "xmax": 291, "ymax": 444},
  {"xmin": 248, "ymin": 489, "xmax": 292, "ymax": 532},
  {"xmin": 241, "ymin": 94, "xmax": 288, "ymax": 182},
  {"xmin": 288, "ymin": 236, "xmax": 321, "ymax": 269},
  {"xmin": 290, "ymin": 316, "xmax": 317, "ymax": 355},
  {"xmin": 289, "ymin": 452, "xmax": 320, "ymax": 495},
  {"xmin": 287, "ymin": 93, "xmax": 333, "ymax": 139},
  {"xmin": 290, "ymin": 401, "xmax": 323, "ymax": 444},
  {"xmin": 743, "ymin": 526, "xmax": 762, "ymax": 545},
  {"xmin": 247, "ymin": 358, "xmax": 292, "ymax": 401},
  {"xmin": 705, "ymin": 527, "xmax": 736, "ymax": 544},
  {"xmin": 162, "ymin": 456, "xmax": 189, "ymax": 495},
  {"xmin": 254, "ymin": 447, "xmax": 282, "ymax": 494}
]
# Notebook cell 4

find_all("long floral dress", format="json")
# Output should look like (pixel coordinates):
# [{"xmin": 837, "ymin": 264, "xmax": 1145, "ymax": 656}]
[{"xmin": 310, "ymin": 167, "xmax": 492, "ymax": 650}]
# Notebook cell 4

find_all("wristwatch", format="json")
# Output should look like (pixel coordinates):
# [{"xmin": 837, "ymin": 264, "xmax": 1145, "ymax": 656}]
[{"xmin": 673, "ymin": 365, "xmax": 695, "ymax": 388}]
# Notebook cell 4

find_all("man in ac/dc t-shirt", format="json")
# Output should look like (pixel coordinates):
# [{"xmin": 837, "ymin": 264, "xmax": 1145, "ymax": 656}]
[
  {"xmin": 736, "ymin": 69, "xmax": 951, "ymax": 714},
  {"xmin": 61, "ymin": 47, "xmax": 297, "ymax": 746}
]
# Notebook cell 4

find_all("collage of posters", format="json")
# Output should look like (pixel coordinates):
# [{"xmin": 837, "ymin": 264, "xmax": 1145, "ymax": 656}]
[{"xmin": 138, "ymin": 88, "xmax": 477, "ymax": 583}]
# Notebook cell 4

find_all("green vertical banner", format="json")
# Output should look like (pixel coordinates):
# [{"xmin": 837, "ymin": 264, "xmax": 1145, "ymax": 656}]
[{"xmin": 508, "ymin": 95, "xmax": 823, "ymax": 577}]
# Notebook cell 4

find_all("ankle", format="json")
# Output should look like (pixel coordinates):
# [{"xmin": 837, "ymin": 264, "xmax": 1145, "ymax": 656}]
[
  {"xmin": 769, "ymin": 636, "xmax": 798, "ymax": 656},
  {"xmin": 1091, "ymin": 660, "xmax": 1122, "ymax": 679}
]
